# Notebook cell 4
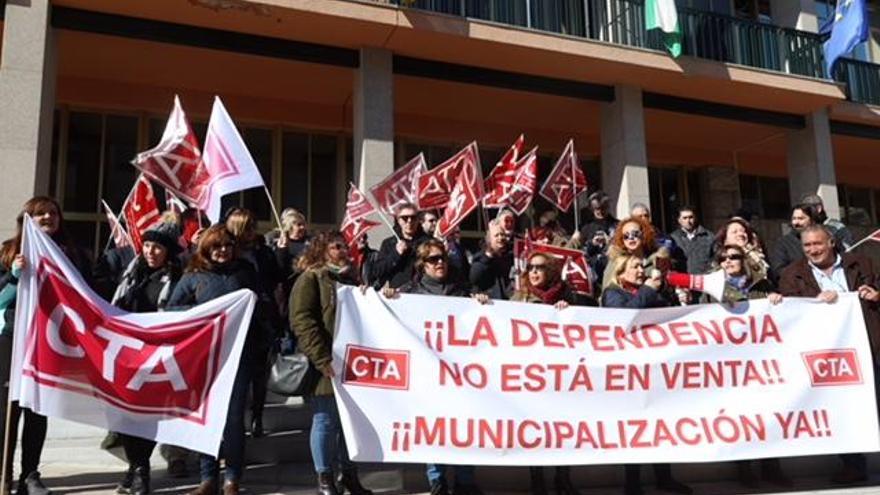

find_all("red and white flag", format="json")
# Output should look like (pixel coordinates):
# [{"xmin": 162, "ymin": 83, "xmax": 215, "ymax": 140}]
[
  {"xmin": 369, "ymin": 154, "xmax": 427, "ymax": 216},
  {"xmin": 846, "ymin": 228, "xmax": 880, "ymax": 252},
  {"xmin": 417, "ymin": 142, "xmax": 480, "ymax": 210},
  {"xmin": 436, "ymin": 153, "xmax": 484, "ymax": 239},
  {"xmin": 502, "ymin": 147, "xmax": 539, "ymax": 215},
  {"xmin": 101, "ymin": 200, "xmax": 131, "ymax": 249},
  {"xmin": 539, "ymin": 139, "xmax": 587, "ymax": 212},
  {"xmin": 132, "ymin": 96, "xmax": 205, "ymax": 205},
  {"xmin": 122, "ymin": 175, "xmax": 162, "ymax": 252},
  {"xmin": 482, "ymin": 135, "xmax": 524, "ymax": 208},
  {"xmin": 514, "ymin": 238, "xmax": 593, "ymax": 296},
  {"xmin": 198, "ymin": 97, "xmax": 266, "ymax": 223},
  {"xmin": 11, "ymin": 216, "xmax": 256, "ymax": 456},
  {"xmin": 341, "ymin": 184, "xmax": 380, "ymax": 245}
]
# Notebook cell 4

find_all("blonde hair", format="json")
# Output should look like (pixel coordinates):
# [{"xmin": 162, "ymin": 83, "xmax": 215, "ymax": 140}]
[{"xmin": 609, "ymin": 254, "xmax": 643, "ymax": 286}]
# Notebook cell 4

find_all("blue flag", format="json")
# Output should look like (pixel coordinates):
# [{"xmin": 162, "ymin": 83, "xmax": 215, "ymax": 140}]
[{"xmin": 823, "ymin": 0, "xmax": 869, "ymax": 76}]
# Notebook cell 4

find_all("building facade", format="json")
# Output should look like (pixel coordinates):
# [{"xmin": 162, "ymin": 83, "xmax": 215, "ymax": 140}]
[{"xmin": 1, "ymin": 0, "xmax": 879, "ymax": 253}]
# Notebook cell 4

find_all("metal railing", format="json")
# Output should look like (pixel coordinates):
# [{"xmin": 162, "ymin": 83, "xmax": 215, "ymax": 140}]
[{"xmin": 383, "ymin": 0, "xmax": 880, "ymax": 106}]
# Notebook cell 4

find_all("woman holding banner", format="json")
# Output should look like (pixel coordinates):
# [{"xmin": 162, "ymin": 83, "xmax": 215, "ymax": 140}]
[
  {"xmin": 290, "ymin": 232, "xmax": 372, "ymax": 495},
  {"xmin": 601, "ymin": 254, "xmax": 692, "ymax": 495},
  {"xmin": 0, "ymin": 196, "xmax": 92, "ymax": 495},
  {"xmin": 167, "ymin": 225, "xmax": 262, "ymax": 495},
  {"xmin": 511, "ymin": 251, "xmax": 590, "ymax": 495},
  {"xmin": 109, "ymin": 222, "xmax": 183, "ymax": 495},
  {"xmin": 382, "ymin": 239, "xmax": 487, "ymax": 495}
]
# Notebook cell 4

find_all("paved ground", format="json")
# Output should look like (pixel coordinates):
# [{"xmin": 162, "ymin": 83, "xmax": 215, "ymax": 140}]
[{"xmin": 19, "ymin": 420, "xmax": 880, "ymax": 495}]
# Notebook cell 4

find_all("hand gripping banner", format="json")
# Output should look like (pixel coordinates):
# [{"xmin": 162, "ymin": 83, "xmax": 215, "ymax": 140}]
[
  {"xmin": 11, "ymin": 216, "xmax": 256, "ymax": 456},
  {"xmin": 334, "ymin": 287, "xmax": 880, "ymax": 465}
]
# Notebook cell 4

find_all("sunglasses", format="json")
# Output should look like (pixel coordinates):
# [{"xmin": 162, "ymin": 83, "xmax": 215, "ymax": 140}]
[
  {"xmin": 210, "ymin": 243, "xmax": 235, "ymax": 251},
  {"xmin": 719, "ymin": 254, "xmax": 744, "ymax": 262},
  {"xmin": 527, "ymin": 264, "xmax": 548, "ymax": 272},
  {"xmin": 622, "ymin": 230, "xmax": 643, "ymax": 241},
  {"xmin": 424, "ymin": 255, "xmax": 446, "ymax": 265},
  {"xmin": 398, "ymin": 215, "xmax": 417, "ymax": 222}
]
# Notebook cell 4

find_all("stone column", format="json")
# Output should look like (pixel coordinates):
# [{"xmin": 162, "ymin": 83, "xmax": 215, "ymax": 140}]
[
  {"xmin": 786, "ymin": 109, "xmax": 841, "ymax": 220},
  {"xmin": 0, "ymin": 0, "xmax": 56, "ymax": 239},
  {"xmin": 699, "ymin": 166, "xmax": 741, "ymax": 232},
  {"xmin": 353, "ymin": 47, "xmax": 394, "ymax": 246},
  {"xmin": 600, "ymin": 85, "xmax": 650, "ymax": 220}
]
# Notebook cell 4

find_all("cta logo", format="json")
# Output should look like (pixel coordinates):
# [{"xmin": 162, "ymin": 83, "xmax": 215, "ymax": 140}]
[
  {"xmin": 802, "ymin": 349, "xmax": 863, "ymax": 386},
  {"xmin": 343, "ymin": 345, "xmax": 410, "ymax": 390}
]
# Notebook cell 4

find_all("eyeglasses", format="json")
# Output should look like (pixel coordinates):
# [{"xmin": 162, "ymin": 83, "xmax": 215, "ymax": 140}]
[
  {"xmin": 719, "ymin": 254, "xmax": 744, "ymax": 262},
  {"xmin": 527, "ymin": 264, "xmax": 548, "ymax": 272},
  {"xmin": 622, "ymin": 230, "xmax": 643, "ymax": 241},
  {"xmin": 398, "ymin": 215, "xmax": 416, "ymax": 222},
  {"xmin": 424, "ymin": 255, "xmax": 446, "ymax": 265}
]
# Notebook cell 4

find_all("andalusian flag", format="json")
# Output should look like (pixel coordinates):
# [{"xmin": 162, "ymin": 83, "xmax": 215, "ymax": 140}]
[{"xmin": 646, "ymin": 0, "xmax": 682, "ymax": 58}]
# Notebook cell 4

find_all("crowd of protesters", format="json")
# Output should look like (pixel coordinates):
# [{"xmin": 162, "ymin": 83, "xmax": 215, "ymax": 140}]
[{"xmin": 0, "ymin": 190, "xmax": 877, "ymax": 495}]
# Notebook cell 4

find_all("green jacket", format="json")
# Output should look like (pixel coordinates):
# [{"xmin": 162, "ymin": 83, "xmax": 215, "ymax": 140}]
[{"xmin": 290, "ymin": 267, "xmax": 353, "ymax": 396}]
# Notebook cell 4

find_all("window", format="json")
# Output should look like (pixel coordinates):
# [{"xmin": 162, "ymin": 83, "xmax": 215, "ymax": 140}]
[
  {"xmin": 738, "ymin": 174, "xmax": 791, "ymax": 220},
  {"xmin": 648, "ymin": 166, "xmax": 703, "ymax": 233},
  {"xmin": 839, "ymin": 184, "xmax": 876, "ymax": 226}
]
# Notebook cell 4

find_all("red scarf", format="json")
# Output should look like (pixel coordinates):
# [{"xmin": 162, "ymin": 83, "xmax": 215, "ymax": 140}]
[{"xmin": 530, "ymin": 281, "xmax": 566, "ymax": 304}]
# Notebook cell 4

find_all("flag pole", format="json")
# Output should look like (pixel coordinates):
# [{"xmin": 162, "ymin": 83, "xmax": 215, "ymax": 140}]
[
  {"xmin": 262, "ymin": 186, "xmax": 283, "ymax": 233},
  {"xmin": 846, "ymin": 228, "xmax": 880, "ymax": 252},
  {"xmin": 570, "ymin": 140, "xmax": 580, "ymax": 232}
]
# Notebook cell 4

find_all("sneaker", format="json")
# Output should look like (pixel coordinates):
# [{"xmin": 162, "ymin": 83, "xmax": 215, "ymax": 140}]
[
  {"xmin": 116, "ymin": 468, "xmax": 135, "ymax": 494},
  {"xmin": 16, "ymin": 472, "xmax": 51, "ymax": 495}
]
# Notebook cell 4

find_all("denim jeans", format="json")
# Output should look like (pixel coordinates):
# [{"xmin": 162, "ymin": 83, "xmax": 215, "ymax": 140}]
[
  {"xmin": 307, "ymin": 395, "xmax": 354, "ymax": 474},
  {"xmin": 426, "ymin": 464, "xmax": 476, "ymax": 486},
  {"xmin": 200, "ymin": 357, "xmax": 251, "ymax": 482}
]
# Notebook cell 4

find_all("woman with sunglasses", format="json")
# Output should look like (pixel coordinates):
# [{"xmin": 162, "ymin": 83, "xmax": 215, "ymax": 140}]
[
  {"xmin": 382, "ymin": 239, "xmax": 486, "ymax": 495},
  {"xmin": 0, "ymin": 196, "xmax": 92, "ymax": 495},
  {"xmin": 708, "ymin": 245, "xmax": 787, "ymax": 488},
  {"xmin": 511, "ymin": 252, "xmax": 588, "ymax": 495},
  {"xmin": 601, "ymin": 254, "xmax": 692, "ymax": 495},
  {"xmin": 601, "ymin": 217, "xmax": 670, "ymax": 294},
  {"xmin": 167, "ymin": 225, "xmax": 261, "ymax": 495},
  {"xmin": 713, "ymin": 218, "xmax": 769, "ymax": 283},
  {"xmin": 291, "ymin": 232, "xmax": 372, "ymax": 495}
]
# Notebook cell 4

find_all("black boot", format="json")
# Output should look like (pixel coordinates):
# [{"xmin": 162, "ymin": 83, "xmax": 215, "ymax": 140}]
[
  {"xmin": 318, "ymin": 472, "xmax": 339, "ymax": 495},
  {"xmin": 115, "ymin": 467, "xmax": 135, "ymax": 494},
  {"xmin": 338, "ymin": 469, "xmax": 373, "ymax": 495},
  {"xmin": 131, "ymin": 467, "xmax": 150, "ymax": 495},
  {"xmin": 529, "ymin": 467, "xmax": 547, "ymax": 495},
  {"xmin": 553, "ymin": 467, "xmax": 580, "ymax": 495}
]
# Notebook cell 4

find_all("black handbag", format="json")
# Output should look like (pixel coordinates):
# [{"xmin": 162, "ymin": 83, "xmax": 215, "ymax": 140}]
[{"xmin": 267, "ymin": 347, "xmax": 321, "ymax": 397}]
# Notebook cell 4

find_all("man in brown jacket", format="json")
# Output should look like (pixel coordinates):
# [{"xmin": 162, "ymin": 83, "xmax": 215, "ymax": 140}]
[{"xmin": 779, "ymin": 224, "xmax": 880, "ymax": 484}]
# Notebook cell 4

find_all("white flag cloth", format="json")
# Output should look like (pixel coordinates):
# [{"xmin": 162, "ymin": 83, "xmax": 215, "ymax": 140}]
[
  {"xmin": 11, "ymin": 216, "xmax": 256, "ymax": 455},
  {"xmin": 198, "ymin": 97, "xmax": 265, "ymax": 223},
  {"xmin": 334, "ymin": 288, "xmax": 879, "ymax": 465}
]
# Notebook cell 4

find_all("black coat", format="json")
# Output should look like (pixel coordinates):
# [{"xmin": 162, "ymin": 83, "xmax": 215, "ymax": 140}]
[
  {"xmin": 601, "ymin": 285, "xmax": 669, "ymax": 309},
  {"xmin": 93, "ymin": 246, "xmax": 136, "ymax": 300},
  {"xmin": 770, "ymin": 231, "xmax": 804, "ymax": 276},
  {"xmin": 371, "ymin": 228, "xmax": 432, "ymax": 289},
  {"xmin": 469, "ymin": 250, "xmax": 514, "ymax": 300},
  {"xmin": 670, "ymin": 226, "xmax": 715, "ymax": 275},
  {"xmin": 399, "ymin": 275, "xmax": 471, "ymax": 297}
]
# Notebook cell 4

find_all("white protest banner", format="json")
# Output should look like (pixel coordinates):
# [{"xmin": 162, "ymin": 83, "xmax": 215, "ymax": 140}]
[
  {"xmin": 11, "ymin": 216, "xmax": 256, "ymax": 456},
  {"xmin": 334, "ymin": 287, "xmax": 880, "ymax": 465}
]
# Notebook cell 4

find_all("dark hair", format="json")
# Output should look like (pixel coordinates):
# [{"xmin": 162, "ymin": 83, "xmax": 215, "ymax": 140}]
[
  {"xmin": 1, "ymin": 196, "xmax": 66, "ymax": 269},
  {"xmin": 792, "ymin": 203, "xmax": 821, "ymax": 225},
  {"xmin": 187, "ymin": 225, "xmax": 237, "ymax": 272},
  {"xmin": 517, "ymin": 252, "xmax": 563, "ymax": 293},
  {"xmin": 297, "ymin": 231, "xmax": 347, "ymax": 272},
  {"xmin": 714, "ymin": 217, "xmax": 765, "ymax": 254},
  {"xmin": 394, "ymin": 203, "xmax": 418, "ymax": 217},
  {"xmin": 677, "ymin": 205, "xmax": 696, "ymax": 216}
]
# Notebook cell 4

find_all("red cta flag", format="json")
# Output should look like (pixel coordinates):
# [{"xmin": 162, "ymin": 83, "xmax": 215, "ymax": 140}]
[
  {"xmin": 436, "ymin": 153, "xmax": 484, "ymax": 239},
  {"xmin": 122, "ymin": 175, "xmax": 162, "ymax": 252},
  {"xmin": 132, "ymin": 96, "xmax": 205, "ymax": 205},
  {"xmin": 539, "ymin": 140, "xmax": 587, "ymax": 212},
  {"xmin": 341, "ymin": 184, "xmax": 380, "ymax": 245},
  {"xmin": 370, "ymin": 154, "xmax": 427, "ymax": 216},
  {"xmin": 502, "ymin": 147, "xmax": 539, "ymax": 215},
  {"xmin": 514, "ymin": 238, "xmax": 594, "ymax": 296},
  {"xmin": 11, "ymin": 216, "xmax": 256, "ymax": 456},
  {"xmin": 483, "ymin": 135, "xmax": 524, "ymax": 208},
  {"xmin": 417, "ymin": 142, "xmax": 480, "ymax": 210}
]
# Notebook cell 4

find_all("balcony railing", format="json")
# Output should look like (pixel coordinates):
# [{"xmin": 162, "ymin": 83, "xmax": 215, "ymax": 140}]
[{"xmin": 382, "ymin": 0, "xmax": 880, "ymax": 106}]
